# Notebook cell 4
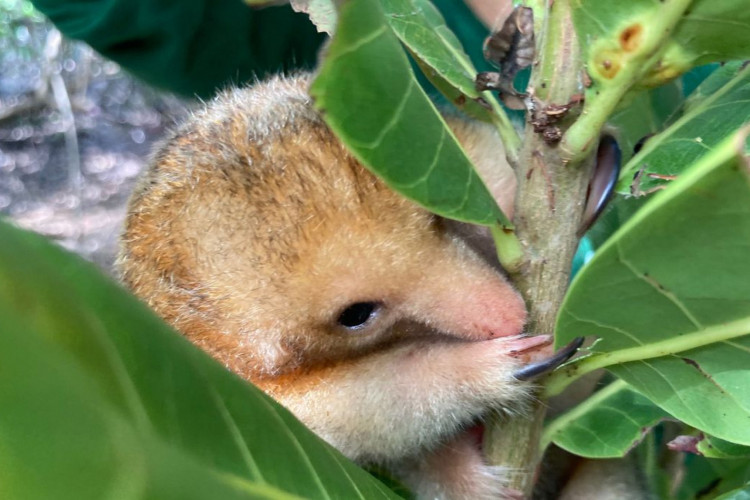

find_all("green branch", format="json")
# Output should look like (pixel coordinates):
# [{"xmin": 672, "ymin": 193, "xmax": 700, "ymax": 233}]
[{"xmin": 560, "ymin": 0, "xmax": 693, "ymax": 162}]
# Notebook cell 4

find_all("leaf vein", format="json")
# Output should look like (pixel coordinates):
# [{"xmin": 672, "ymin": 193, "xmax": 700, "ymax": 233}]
[
  {"xmin": 724, "ymin": 339, "xmax": 750, "ymax": 354},
  {"xmin": 326, "ymin": 26, "xmax": 389, "ymax": 63},
  {"xmin": 360, "ymin": 79, "xmax": 415, "ymax": 150},
  {"xmin": 616, "ymin": 244, "xmax": 704, "ymax": 330},
  {"xmin": 598, "ymin": 404, "xmax": 649, "ymax": 429},
  {"xmin": 252, "ymin": 395, "xmax": 332, "ymax": 499},
  {"xmin": 396, "ymin": 123, "xmax": 445, "ymax": 189},
  {"xmin": 208, "ymin": 387, "xmax": 265, "ymax": 482},
  {"xmin": 565, "ymin": 309, "xmax": 645, "ymax": 346},
  {"xmin": 567, "ymin": 422, "xmax": 618, "ymax": 454},
  {"xmin": 623, "ymin": 360, "xmax": 711, "ymax": 429},
  {"xmin": 318, "ymin": 445, "xmax": 366, "ymax": 499}
]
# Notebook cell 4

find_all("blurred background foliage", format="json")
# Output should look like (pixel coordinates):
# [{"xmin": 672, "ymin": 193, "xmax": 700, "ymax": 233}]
[{"xmin": 0, "ymin": 0, "xmax": 189, "ymax": 270}]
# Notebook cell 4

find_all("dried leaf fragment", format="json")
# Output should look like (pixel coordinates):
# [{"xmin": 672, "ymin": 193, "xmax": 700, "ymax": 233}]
[
  {"xmin": 483, "ymin": 7, "xmax": 535, "ymax": 84},
  {"xmin": 291, "ymin": 0, "xmax": 337, "ymax": 35}
]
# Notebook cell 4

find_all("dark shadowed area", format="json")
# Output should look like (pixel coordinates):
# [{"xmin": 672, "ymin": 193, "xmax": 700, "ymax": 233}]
[{"xmin": 0, "ymin": 1, "xmax": 190, "ymax": 272}]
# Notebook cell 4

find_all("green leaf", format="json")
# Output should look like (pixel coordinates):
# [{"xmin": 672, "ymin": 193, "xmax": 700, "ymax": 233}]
[
  {"xmin": 697, "ymin": 435, "xmax": 750, "ymax": 460},
  {"xmin": 290, "ymin": 0, "xmax": 337, "ymax": 34},
  {"xmin": 309, "ymin": 0, "xmax": 509, "ymax": 226},
  {"xmin": 618, "ymin": 61, "xmax": 750, "ymax": 194},
  {"xmin": 382, "ymin": 0, "xmax": 478, "ymax": 99},
  {"xmin": 0, "ymin": 220, "xmax": 401, "ymax": 500},
  {"xmin": 555, "ymin": 129, "xmax": 750, "ymax": 445},
  {"xmin": 380, "ymin": 0, "xmax": 520, "ymax": 144},
  {"xmin": 410, "ymin": 56, "xmax": 495, "ymax": 123},
  {"xmin": 543, "ymin": 380, "xmax": 670, "ymax": 458},
  {"xmin": 665, "ymin": 1, "xmax": 750, "ymax": 67},
  {"xmin": 585, "ymin": 196, "xmax": 648, "ymax": 250}
]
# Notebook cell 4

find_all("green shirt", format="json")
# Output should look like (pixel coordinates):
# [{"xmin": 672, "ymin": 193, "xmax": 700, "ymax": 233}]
[{"xmin": 31, "ymin": 0, "xmax": 493, "ymax": 99}]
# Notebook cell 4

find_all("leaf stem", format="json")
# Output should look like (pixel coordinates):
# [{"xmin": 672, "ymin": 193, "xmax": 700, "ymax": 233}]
[
  {"xmin": 486, "ymin": 93, "xmax": 522, "ymax": 165},
  {"xmin": 544, "ymin": 317, "xmax": 750, "ymax": 397},
  {"xmin": 560, "ymin": 0, "xmax": 693, "ymax": 162},
  {"xmin": 491, "ymin": 224, "xmax": 524, "ymax": 273}
]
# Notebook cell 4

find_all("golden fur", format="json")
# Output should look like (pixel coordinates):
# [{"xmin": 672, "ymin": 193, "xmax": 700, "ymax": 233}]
[{"xmin": 119, "ymin": 74, "xmax": 540, "ymax": 499}]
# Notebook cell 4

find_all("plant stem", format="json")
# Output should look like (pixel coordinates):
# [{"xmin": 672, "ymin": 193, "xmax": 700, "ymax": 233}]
[
  {"xmin": 482, "ymin": 0, "xmax": 594, "ymax": 495},
  {"xmin": 544, "ymin": 316, "xmax": 750, "ymax": 397}
]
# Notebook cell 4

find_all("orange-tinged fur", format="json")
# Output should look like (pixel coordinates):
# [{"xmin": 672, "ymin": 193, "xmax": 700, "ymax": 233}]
[{"xmin": 118, "ymin": 74, "xmax": 541, "ymax": 499}]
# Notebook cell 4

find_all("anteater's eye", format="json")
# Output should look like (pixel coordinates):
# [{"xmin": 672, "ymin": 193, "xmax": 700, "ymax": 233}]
[{"xmin": 337, "ymin": 302, "xmax": 380, "ymax": 329}]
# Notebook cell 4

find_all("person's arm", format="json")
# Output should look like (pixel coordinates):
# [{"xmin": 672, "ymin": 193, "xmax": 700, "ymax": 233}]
[{"xmin": 32, "ymin": 0, "xmax": 326, "ymax": 98}]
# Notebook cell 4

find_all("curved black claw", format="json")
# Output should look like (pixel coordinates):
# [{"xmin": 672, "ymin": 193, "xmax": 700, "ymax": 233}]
[
  {"xmin": 513, "ymin": 337, "xmax": 584, "ymax": 381},
  {"xmin": 578, "ymin": 135, "xmax": 621, "ymax": 236}
]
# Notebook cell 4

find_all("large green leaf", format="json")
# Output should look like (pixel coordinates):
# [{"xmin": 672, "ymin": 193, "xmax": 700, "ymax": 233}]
[
  {"xmin": 382, "ymin": 0, "xmax": 478, "ymax": 99},
  {"xmin": 572, "ymin": 0, "xmax": 750, "ymax": 87},
  {"xmin": 309, "ymin": 0, "xmax": 509, "ymax": 226},
  {"xmin": 0, "ymin": 220, "xmax": 401, "ymax": 500},
  {"xmin": 386, "ymin": 0, "xmax": 509, "ymax": 127},
  {"xmin": 618, "ymin": 61, "xmax": 750, "ymax": 194},
  {"xmin": 543, "ymin": 380, "xmax": 669, "ymax": 458},
  {"xmin": 381, "ymin": 0, "xmax": 517, "ymax": 134},
  {"xmin": 555, "ymin": 129, "xmax": 750, "ymax": 445}
]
